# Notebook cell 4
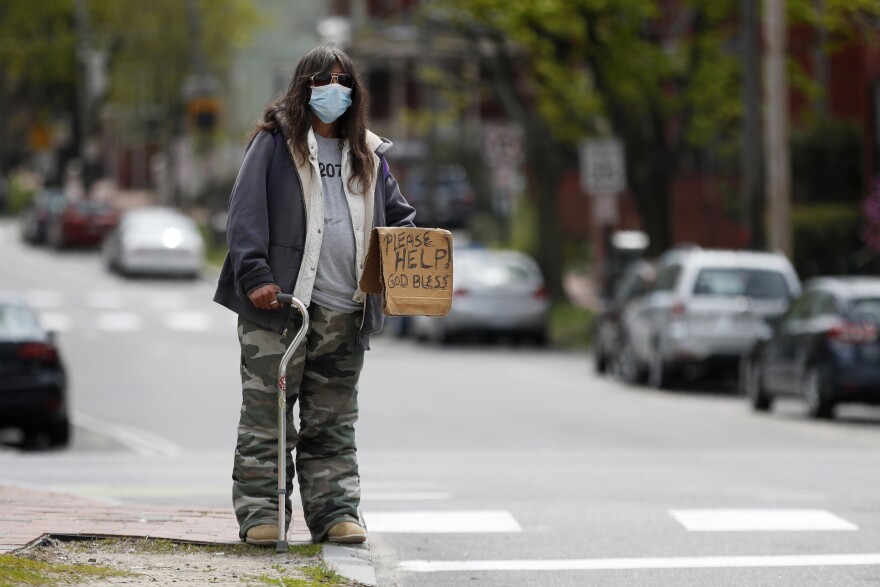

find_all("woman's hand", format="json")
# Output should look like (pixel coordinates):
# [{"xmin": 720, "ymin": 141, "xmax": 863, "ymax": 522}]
[{"xmin": 248, "ymin": 284, "xmax": 282, "ymax": 310}]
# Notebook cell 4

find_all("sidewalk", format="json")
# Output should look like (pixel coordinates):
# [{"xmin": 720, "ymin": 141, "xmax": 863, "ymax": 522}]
[{"xmin": 0, "ymin": 484, "xmax": 376, "ymax": 585}]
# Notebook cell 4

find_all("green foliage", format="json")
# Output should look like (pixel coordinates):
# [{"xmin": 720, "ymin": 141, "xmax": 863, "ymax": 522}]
[
  {"xmin": 93, "ymin": 0, "xmax": 259, "ymax": 136},
  {"xmin": 791, "ymin": 203, "xmax": 863, "ymax": 277},
  {"xmin": 0, "ymin": 553, "xmax": 129, "ymax": 587},
  {"xmin": 437, "ymin": 0, "xmax": 742, "ymax": 149},
  {"xmin": 0, "ymin": 0, "xmax": 259, "ymax": 169},
  {"xmin": 509, "ymin": 197, "xmax": 538, "ymax": 257},
  {"xmin": 549, "ymin": 301, "xmax": 595, "ymax": 349},
  {"xmin": 4, "ymin": 171, "xmax": 39, "ymax": 216},
  {"xmin": 197, "ymin": 220, "xmax": 229, "ymax": 268},
  {"xmin": 791, "ymin": 118, "xmax": 863, "ymax": 204},
  {"xmin": 243, "ymin": 562, "xmax": 347, "ymax": 587},
  {"xmin": 431, "ymin": 0, "xmax": 880, "ymax": 257},
  {"xmin": 0, "ymin": 0, "xmax": 77, "ymax": 95}
]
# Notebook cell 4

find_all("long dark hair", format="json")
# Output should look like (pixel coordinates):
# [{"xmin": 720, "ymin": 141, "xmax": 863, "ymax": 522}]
[{"xmin": 252, "ymin": 43, "xmax": 373, "ymax": 195}]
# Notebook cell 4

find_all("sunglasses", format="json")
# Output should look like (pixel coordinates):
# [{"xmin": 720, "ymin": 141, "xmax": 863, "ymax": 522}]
[{"xmin": 311, "ymin": 72, "xmax": 355, "ymax": 88}]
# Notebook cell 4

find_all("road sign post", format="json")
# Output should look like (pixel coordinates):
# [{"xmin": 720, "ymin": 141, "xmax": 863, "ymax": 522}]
[{"xmin": 579, "ymin": 138, "xmax": 627, "ymax": 296}]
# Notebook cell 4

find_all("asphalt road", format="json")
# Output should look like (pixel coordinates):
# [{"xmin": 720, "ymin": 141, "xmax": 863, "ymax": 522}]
[{"xmin": 3, "ymin": 218, "xmax": 880, "ymax": 586}]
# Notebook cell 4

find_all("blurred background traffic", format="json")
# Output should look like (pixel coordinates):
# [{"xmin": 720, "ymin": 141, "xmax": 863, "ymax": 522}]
[{"xmin": 3, "ymin": 0, "xmax": 880, "ymax": 449}]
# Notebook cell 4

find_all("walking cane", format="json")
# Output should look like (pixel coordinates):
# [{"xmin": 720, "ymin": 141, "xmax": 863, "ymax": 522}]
[{"xmin": 273, "ymin": 293, "xmax": 309, "ymax": 552}]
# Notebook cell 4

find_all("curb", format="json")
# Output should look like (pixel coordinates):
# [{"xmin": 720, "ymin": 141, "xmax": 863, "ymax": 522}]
[{"xmin": 323, "ymin": 543, "xmax": 378, "ymax": 586}]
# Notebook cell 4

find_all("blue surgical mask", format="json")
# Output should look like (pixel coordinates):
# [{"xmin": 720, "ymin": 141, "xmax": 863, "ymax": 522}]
[{"xmin": 308, "ymin": 83, "xmax": 353, "ymax": 123}]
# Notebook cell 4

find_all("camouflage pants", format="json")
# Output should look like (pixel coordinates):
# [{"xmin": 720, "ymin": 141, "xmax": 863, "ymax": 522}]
[{"xmin": 233, "ymin": 303, "xmax": 364, "ymax": 542}]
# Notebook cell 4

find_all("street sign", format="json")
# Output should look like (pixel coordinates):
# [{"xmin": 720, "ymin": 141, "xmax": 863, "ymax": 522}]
[
  {"xmin": 579, "ymin": 138, "xmax": 626, "ymax": 195},
  {"xmin": 483, "ymin": 124, "xmax": 525, "ymax": 168}
]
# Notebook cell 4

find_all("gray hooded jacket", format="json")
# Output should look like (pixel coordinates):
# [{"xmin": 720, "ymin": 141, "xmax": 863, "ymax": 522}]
[{"xmin": 213, "ymin": 126, "xmax": 416, "ymax": 350}]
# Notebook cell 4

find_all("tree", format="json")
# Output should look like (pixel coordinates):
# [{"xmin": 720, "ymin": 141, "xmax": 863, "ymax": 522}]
[
  {"xmin": 0, "ymin": 0, "xmax": 257, "ymax": 182},
  {"xmin": 434, "ymin": 0, "xmax": 743, "ymax": 267},
  {"xmin": 431, "ymin": 0, "xmax": 880, "ymax": 265}
]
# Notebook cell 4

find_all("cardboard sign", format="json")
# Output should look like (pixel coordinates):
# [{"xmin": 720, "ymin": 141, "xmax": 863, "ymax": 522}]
[{"xmin": 359, "ymin": 227, "xmax": 453, "ymax": 316}]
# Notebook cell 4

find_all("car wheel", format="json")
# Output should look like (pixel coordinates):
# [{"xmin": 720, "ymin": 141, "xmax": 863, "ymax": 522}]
[
  {"xmin": 617, "ymin": 338, "xmax": 645, "ymax": 384},
  {"xmin": 430, "ymin": 320, "xmax": 450, "ymax": 346},
  {"xmin": 804, "ymin": 365, "xmax": 835, "ymax": 419},
  {"xmin": 648, "ymin": 342, "xmax": 672, "ymax": 389},
  {"xmin": 49, "ymin": 225, "xmax": 64, "ymax": 250},
  {"xmin": 47, "ymin": 419, "xmax": 71, "ymax": 447},
  {"xmin": 744, "ymin": 358, "xmax": 773, "ymax": 412},
  {"xmin": 530, "ymin": 329, "xmax": 548, "ymax": 348},
  {"xmin": 594, "ymin": 346, "xmax": 608, "ymax": 374}
]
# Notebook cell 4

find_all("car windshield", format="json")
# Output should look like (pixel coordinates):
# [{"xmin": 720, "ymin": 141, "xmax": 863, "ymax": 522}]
[
  {"xmin": 126, "ymin": 215, "xmax": 196, "ymax": 235},
  {"xmin": 0, "ymin": 304, "xmax": 42, "ymax": 340},
  {"xmin": 692, "ymin": 268, "xmax": 790, "ymax": 299},
  {"xmin": 850, "ymin": 298, "xmax": 880, "ymax": 322},
  {"xmin": 456, "ymin": 254, "xmax": 539, "ymax": 287}
]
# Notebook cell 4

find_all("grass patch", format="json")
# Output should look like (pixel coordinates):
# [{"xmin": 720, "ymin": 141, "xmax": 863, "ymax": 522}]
[
  {"xmin": 197, "ymin": 221, "xmax": 228, "ymax": 268},
  {"xmin": 57, "ymin": 537, "xmax": 319, "ymax": 558},
  {"xmin": 243, "ymin": 561, "xmax": 348, "ymax": 587},
  {"xmin": 0, "ymin": 552, "xmax": 129, "ymax": 587},
  {"xmin": 549, "ymin": 301, "xmax": 595, "ymax": 349}
]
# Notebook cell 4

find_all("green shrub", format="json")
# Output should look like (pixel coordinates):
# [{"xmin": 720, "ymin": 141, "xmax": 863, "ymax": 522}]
[
  {"xmin": 791, "ymin": 203, "xmax": 863, "ymax": 277},
  {"xmin": 791, "ymin": 118, "xmax": 863, "ymax": 204},
  {"xmin": 549, "ymin": 301, "xmax": 594, "ymax": 349},
  {"xmin": 4, "ymin": 171, "xmax": 39, "ymax": 216}
]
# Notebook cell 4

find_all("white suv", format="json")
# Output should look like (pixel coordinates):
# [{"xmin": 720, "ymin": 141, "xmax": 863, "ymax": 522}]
[{"xmin": 617, "ymin": 247, "xmax": 802, "ymax": 388}]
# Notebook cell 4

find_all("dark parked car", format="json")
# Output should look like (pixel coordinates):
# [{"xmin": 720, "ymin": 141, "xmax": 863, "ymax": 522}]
[
  {"xmin": 47, "ymin": 199, "xmax": 120, "ymax": 249},
  {"xmin": 0, "ymin": 293, "xmax": 69, "ymax": 447},
  {"xmin": 19, "ymin": 188, "xmax": 67, "ymax": 245},
  {"xmin": 742, "ymin": 277, "xmax": 880, "ymax": 419},
  {"xmin": 593, "ymin": 259, "xmax": 655, "ymax": 374}
]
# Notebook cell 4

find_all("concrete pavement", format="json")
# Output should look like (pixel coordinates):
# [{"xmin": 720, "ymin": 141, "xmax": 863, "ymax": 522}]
[{"xmin": 0, "ymin": 484, "xmax": 377, "ymax": 585}]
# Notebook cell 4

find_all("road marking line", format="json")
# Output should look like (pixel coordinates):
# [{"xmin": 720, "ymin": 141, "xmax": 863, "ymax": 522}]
[
  {"xmin": 26, "ymin": 289, "xmax": 63, "ymax": 309},
  {"xmin": 670, "ymin": 509, "xmax": 858, "ymax": 532},
  {"xmin": 398, "ymin": 553, "xmax": 880, "ymax": 573},
  {"xmin": 87, "ymin": 291, "xmax": 126, "ymax": 310},
  {"xmin": 39, "ymin": 312, "xmax": 72, "ymax": 333},
  {"xmin": 145, "ymin": 293, "xmax": 187, "ymax": 310},
  {"xmin": 363, "ymin": 510, "xmax": 521, "ymax": 533},
  {"xmin": 48, "ymin": 484, "xmax": 227, "ymax": 498},
  {"xmin": 361, "ymin": 492, "xmax": 452, "ymax": 501},
  {"xmin": 164, "ymin": 311, "xmax": 212, "ymax": 331},
  {"xmin": 72, "ymin": 411, "xmax": 181, "ymax": 457},
  {"xmin": 96, "ymin": 312, "xmax": 142, "ymax": 331}
]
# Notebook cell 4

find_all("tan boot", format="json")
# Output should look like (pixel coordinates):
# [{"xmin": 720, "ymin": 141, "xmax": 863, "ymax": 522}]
[
  {"xmin": 326, "ymin": 521, "xmax": 366, "ymax": 544},
  {"xmin": 245, "ymin": 524, "xmax": 279, "ymax": 546}
]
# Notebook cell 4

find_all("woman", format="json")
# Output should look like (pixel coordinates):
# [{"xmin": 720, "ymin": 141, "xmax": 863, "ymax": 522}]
[{"xmin": 213, "ymin": 42, "xmax": 416, "ymax": 545}]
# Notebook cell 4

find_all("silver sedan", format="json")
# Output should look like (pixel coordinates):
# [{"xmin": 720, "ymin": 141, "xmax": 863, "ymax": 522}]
[
  {"xmin": 410, "ymin": 248, "xmax": 550, "ymax": 345},
  {"xmin": 103, "ymin": 207, "xmax": 205, "ymax": 279}
]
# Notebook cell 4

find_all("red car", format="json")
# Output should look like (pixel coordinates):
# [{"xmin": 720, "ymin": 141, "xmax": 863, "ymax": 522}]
[{"xmin": 47, "ymin": 200, "xmax": 120, "ymax": 249}]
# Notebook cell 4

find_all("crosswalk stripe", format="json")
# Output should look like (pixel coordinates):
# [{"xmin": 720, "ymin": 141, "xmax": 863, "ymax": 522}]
[
  {"xmin": 72, "ymin": 411, "xmax": 181, "ymax": 457},
  {"xmin": 96, "ymin": 312, "xmax": 143, "ymax": 332},
  {"xmin": 39, "ymin": 312, "xmax": 73, "ymax": 333},
  {"xmin": 165, "ymin": 311, "xmax": 213, "ymax": 331},
  {"xmin": 670, "ymin": 509, "xmax": 858, "ymax": 532},
  {"xmin": 146, "ymin": 293, "xmax": 188, "ymax": 310},
  {"xmin": 25, "ymin": 289, "xmax": 64, "ymax": 309},
  {"xmin": 361, "ymin": 491, "xmax": 453, "ymax": 501},
  {"xmin": 86, "ymin": 291, "xmax": 126, "ymax": 310},
  {"xmin": 363, "ymin": 510, "xmax": 521, "ymax": 533},
  {"xmin": 398, "ymin": 553, "xmax": 880, "ymax": 573}
]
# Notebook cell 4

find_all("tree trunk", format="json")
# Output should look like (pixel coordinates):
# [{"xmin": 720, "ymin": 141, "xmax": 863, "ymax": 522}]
[{"xmin": 526, "ymin": 117, "xmax": 565, "ymax": 300}]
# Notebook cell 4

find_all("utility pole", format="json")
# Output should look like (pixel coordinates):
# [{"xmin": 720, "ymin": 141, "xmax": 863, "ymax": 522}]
[
  {"xmin": 742, "ymin": 0, "xmax": 765, "ymax": 250},
  {"xmin": 763, "ymin": 0, "xmax": 792, "ymax": 257}
]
